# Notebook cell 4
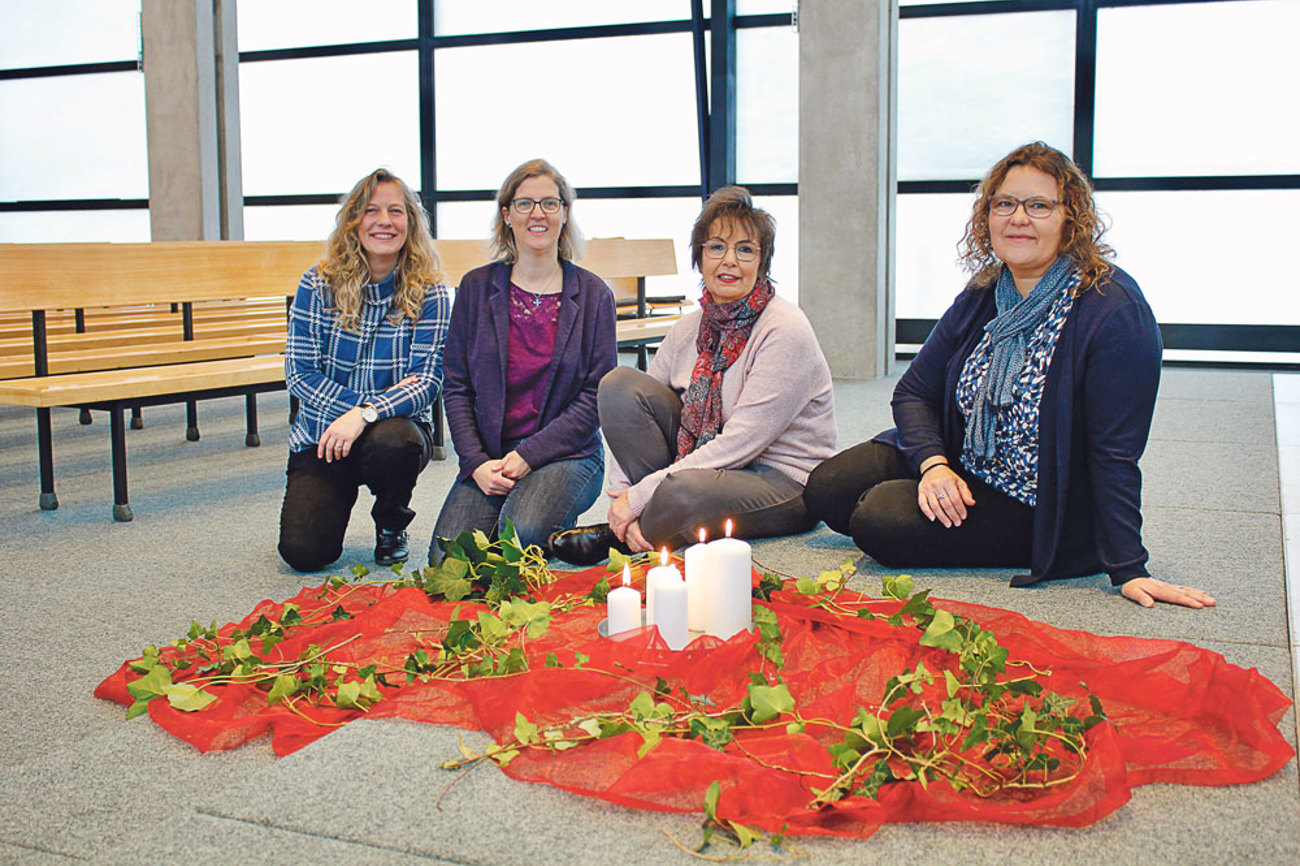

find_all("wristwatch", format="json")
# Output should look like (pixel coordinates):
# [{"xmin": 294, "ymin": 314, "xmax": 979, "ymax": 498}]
[{"xmin": 360, "ymin": 403, "xmax": 379, "ymax": 424}]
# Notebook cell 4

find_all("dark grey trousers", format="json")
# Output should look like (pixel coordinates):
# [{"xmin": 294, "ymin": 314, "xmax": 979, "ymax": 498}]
[{"xmin": 598, "ymin": 366, "xmax": 815, "ymax": 550}]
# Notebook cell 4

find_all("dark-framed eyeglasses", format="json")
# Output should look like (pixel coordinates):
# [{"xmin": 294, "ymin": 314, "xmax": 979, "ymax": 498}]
[
  {"xmin": 510, "ymin": 197, "xmax": 564, "ymax": 215},
  {"xmin": 702, "ymin": 239, "xmax": 760, "ymax": 263},
  {"xmin": 989, "ymin": 195, "xmax": 1061, "ymax": 219}
]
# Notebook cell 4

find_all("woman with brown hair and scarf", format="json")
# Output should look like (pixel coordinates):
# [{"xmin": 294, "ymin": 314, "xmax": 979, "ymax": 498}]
[{"xmin": 548, "ymin": 186, "xmax": 836, "ymax": 564}]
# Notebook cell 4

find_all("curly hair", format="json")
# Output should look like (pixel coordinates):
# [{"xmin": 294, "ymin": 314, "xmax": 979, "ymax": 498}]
[
  {"xmin": 489, "ymin": 158, "xmax": 584, "ymax": 263},
  {"xmin": 958, "ymin": 142, "xmax": 1113, "ymax": 295},
  {"xmin": 689, "ymin": 185, "xmax": 777, "ymax": 284},
  {"xmin": 319, "ymin": 168, "xmax": 443, "ymax": 331}
]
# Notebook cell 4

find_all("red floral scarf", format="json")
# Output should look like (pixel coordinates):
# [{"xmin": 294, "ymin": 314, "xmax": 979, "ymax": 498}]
[{"xmin": 676, "ymin": 279, "xmax": 776, "ymax": 458}]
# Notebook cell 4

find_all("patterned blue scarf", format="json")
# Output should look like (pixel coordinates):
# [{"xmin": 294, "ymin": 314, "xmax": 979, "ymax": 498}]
[{"xmin": 964, "ymin": 257, "xmax": 1077, "ymax": 460}]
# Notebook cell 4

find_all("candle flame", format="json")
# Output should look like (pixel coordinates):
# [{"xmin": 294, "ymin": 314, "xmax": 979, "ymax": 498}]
[
  {"xmin": 622, "ymin": 562, "xmax": 631, "ymax": 588},
  {"xmin": 698, "ymin": 526, "xmax": 707, "ymax": 544},
  {"xmin": 660, "ymin": 547, "xmax": 669, "ymax": 566},
  {"xmin": 724, "ymin": 517, "xmax": 734, "ymax": 538}
]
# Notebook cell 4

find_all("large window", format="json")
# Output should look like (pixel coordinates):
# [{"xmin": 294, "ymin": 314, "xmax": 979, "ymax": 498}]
[
  {"xmin": 895, "ymin": 0, "xmax": 1300, "ymax": 363},
  {"xmin": 0, "ymin": 0, "xmax": 148, "ymax": 241},
  {"xmin": 238, "ymin": 1, "xmax": 800, "ymax": 302}
]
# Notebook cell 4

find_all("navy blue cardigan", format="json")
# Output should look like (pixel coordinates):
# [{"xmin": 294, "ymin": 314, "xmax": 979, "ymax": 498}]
[
  {"xmin": 877, "ymin": 266, "xmax": 1161, "ymax": 585},
  {"xmin": 442, "ymin": 260, "xmax": 617, "ymax": 482}
]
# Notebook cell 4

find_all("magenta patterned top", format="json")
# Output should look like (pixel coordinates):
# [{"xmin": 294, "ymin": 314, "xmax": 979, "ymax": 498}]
[{"xmin": 502, "ymin": 283, "xmax": 560, "ymax": 441}]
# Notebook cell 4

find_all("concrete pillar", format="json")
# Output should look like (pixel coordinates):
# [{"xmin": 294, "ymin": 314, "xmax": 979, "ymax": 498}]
[
  {"xmin": 141, "ymin": 0, "xmax": 242, "ymax": 241},
  {"xmin": 799, "ymin": 0, "xmax": 897, "ymax": 379}
]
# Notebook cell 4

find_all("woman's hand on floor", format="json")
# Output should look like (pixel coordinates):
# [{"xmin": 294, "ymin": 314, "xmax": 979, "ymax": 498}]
[{"xmin": 1121, "ymin": 577, "xmax": 1217, "ymax": 609}]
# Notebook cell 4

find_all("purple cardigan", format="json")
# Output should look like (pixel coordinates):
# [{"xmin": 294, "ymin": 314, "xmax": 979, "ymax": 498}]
[
  {"xmin": 877, "ymin": 266, "xmax": 1161, "ymax": 585},
  {"xmin": 442, "ymin": 260, "xmax": 617, "ymax": 482}
]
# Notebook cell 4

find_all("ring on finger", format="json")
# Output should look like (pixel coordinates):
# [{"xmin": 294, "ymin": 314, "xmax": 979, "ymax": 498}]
[{"xmin": 936, "ymin": 492, "xmax": 948, "ymax": 500}]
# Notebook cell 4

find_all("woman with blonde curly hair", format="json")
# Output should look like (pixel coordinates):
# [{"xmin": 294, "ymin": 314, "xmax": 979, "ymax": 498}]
[
  {"xmin": 279, "ymin": 168, "xmax": 451, "ymax": 572},
  {"xmin": 804, "ymin": 142, "xmax": 1215, "ymax": 609}
]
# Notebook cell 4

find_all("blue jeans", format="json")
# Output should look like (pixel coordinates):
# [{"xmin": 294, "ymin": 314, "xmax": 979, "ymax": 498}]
[{"xmin": 429, "ymin": 451, "xmax": 604, "ymax": 564}]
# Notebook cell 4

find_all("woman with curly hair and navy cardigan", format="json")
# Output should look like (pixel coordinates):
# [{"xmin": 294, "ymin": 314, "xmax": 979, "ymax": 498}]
[
  {"xmin": 803, "ymin": 142, "xmax": 1214, "ymax": 609},
  {"xmin": 278, "ymin": 169, "xmax": 450, "ymax": 572},
  {"xmin": 428, "ymin": 159, "xmax": 616, "ymax": 561}
]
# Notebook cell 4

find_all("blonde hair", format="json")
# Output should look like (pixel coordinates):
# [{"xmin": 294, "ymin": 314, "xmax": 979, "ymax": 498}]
[
  {"xmin": 489, "ymin": 158, "xmax": 584, "ymax": 263},
  {"xmin": 958, "ymin": 142, "xmax": 1114, "ymax": 295},
  {"xmin": 319, "ymin": 168, "xmax": 443, "ymax": 331}
]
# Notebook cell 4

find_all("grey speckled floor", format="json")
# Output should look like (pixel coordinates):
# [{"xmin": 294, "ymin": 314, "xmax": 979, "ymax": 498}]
[{"xmin": 0, "ymin": 363, "xmax": 1293, "ymax": 864}]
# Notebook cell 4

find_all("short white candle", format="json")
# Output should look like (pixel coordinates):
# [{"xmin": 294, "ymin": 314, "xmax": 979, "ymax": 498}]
[
  {"xmin": 645, "ymin": 548, "xmax": 680, "ymax": 627},
  {"xmin": 606, "ymin": 563, "xmax": 641, "ymax": 636},
  {"xmin": 705, "ymin": 519, "xmax": 752, "ymax": 640},
  {"xmin": 684, "ymin": 527, "xmax": 710, "ymax": 631},
  {"xmin": 655, "ymin": 571, "xmax": 689, "ymax": 651}
]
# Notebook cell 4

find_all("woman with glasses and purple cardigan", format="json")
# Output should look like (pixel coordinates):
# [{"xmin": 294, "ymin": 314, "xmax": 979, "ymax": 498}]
[
  {"xmin": 549, "ymin": 186, "xmax": 836, "ymax": 565},
  {"xmin": 428, "ymin": 159, "xmax": 616, "ymax": 563},
  {"xmin": 803, "ymin": 142, "xmax": 1214, "ymax": 610}
]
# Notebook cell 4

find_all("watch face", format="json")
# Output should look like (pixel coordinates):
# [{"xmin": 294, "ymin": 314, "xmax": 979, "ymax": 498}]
[{"xmin": 362, "ymin": 406, "xmax": 378, "ymax": 423}]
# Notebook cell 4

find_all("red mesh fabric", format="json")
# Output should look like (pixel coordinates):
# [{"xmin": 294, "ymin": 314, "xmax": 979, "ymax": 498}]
[{"xmin": 95, "ymin": 567, "xmax": 1294, "ymax": 838}]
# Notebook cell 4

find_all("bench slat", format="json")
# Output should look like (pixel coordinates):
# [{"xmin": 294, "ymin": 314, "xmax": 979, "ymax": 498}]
[{"xmin": 0, "ymin": 355, "xmax": 286, "ymax": 407}]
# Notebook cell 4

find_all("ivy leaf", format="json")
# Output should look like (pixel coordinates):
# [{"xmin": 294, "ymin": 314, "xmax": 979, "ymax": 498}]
[
  {"xmin": 330, "ymin": 605, "xmax": 353, "ymax": 622},
  {"xmin": 689, "ymin": 716, "xmax": 735, "ymax": 751},
  {"xmin": 125, "ymin": 699, "xmax": 152, "ymax": 720},
  {"xmin": 636, "ymin": 727, "xmax": 662, "ymax": 758},
  {"xmin": 608, "ymin": 548, "xmax": 632, "ymax": 573},
  {"xmin": 919, "ymin": 609, "xmax": 964, "ymax": 653},
  {"xmin": 587, "ymin": 575, "xmax": 611, "ymax": 603},
  {"xmin": 545, "ymin": 653, "xmax": 562, "ymax": 668},
  {"xmin": 349, "ymin": 563, "xmax": 370, "ymax": 578},
  {"xmin": 703, "ymin": 780, "xmax": 722, "ymax": 822},
  {"xmin": 126, "ymin": 664, "xmax": 173, "ymax": 701},
  {"xmin": 944, "ymin": 669, "xmax": 962, "ymax": 698},
  {"xmin": 334, "ymin": 680, "xmax": 363, "ymax": 709},
  {"xmin": 280, "ymin": 605, "xmax": 303, "ymax": 627},
  {"xmin": 881, "ymin": 573, "xmax": 915, "ymax": 600},
  {"xmin": 885, "ymin": 705, "xmax": 927, "ymax": 739},
  {"xmin": 514, "ymin": 712, "xmax": 539, "ymax": 745},
  {"xmin": 746, "ymin": 682, "xmax": 795, "ymax": 724},
  {"xmin": 267, "ymin": 673, "xmax": 300, "ymax": 706},
  {"xmin": 729, "ymin": 820, "xmax": 758, "ymax": 849},
  {"xmin": 164, "ymin": 683, "xmax": 217, "ymax": 713}
]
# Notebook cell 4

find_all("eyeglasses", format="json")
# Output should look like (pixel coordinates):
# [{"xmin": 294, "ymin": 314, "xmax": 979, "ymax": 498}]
[
  {"xmin": 510, "ymin": 197, "xmax": 563, "ymax": 215},
  {"xmin": 702, "ymin": 239, "xmax": 760, "ymax": 263},
  {"xmin": 989, "ymin": 195, "xmax": 1061, "ymax": 219}
]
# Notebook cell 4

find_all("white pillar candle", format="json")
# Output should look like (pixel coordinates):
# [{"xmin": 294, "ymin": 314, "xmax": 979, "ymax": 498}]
[
  {"xmin": 705, "ymin": 519, "xmax": 752, "ymax": 640},
  {"xmin": 683, "ymin": 527, "xmax": 710, "ymax": 632},
  {"xmin": 606, "ymin": 563, "xmax": 641, "ymax": 636},
  {"xmin": 645, "ymin": 548, "xmax": 680, "ymax": 627},
  {"xmin": 654, "ymin": 571, "xmax": 689, "ymax": 651}
]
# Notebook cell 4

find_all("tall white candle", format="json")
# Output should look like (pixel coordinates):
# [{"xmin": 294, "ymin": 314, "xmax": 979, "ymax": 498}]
[
  {"xmin": 655, "ymin": 571, "xmax": 689, "ymax": 651},
  {"xmin": 705, "ymin": 519, "xmax": 752, "ymax": 640},
  {"xmin": 645, "ymin": 548, "xmax": 680, "ymax": 627},
  {"xmin": 684, "ymin": 527, "xmax": 710, "ymax": 632},
  {"xmin": 606, "ymin": 563, "xmax": 641, "ymax": 636}
]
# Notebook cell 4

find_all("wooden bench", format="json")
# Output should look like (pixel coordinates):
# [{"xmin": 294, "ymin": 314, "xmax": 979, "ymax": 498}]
[{"xmin": 0, "ymin": 237, "xmax": 679, "ymax": 520}]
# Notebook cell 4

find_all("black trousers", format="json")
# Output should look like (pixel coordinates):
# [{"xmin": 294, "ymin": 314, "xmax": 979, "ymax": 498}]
[
  {"xmin": 802, "ymin": 440, "xmax": 1033, "ymax": 569},
  {"xmin": 278, "ymin": 418, "xmax": 433, "ymax": 572}
]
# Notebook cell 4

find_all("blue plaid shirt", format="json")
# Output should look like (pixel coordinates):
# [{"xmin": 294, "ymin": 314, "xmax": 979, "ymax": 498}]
[{"xmin": 285, "ymin": 267, "xmax": 451, "ymax": 452}]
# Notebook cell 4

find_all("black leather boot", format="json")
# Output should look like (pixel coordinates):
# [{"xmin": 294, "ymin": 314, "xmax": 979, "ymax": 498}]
[
  {"xmin": 375, "ymin": 527, "xmax": 410, "ymax": 566},
  {"xmin": 547, "ymin": 524, "xmax": 632, "ymax": 566}
]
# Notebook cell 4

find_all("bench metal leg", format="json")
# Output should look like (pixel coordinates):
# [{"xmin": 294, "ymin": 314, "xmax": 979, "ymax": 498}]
[
  {"xmin": 109, "ymin": 405, "xmax": 133, "ymax": 522},
  {"xmin": 185, "ymin": 399, "xmax": 199, "ymax": 441},
  {"xmin": 79, "ymin": 408, "xmax": 93, "ymax": 425},
  {"xmin": 245, "ymin": 394, "xmax": 261, "ymax": 447},
  {"xmin": 431, "ymin": 394, "xmax": 446, "ymax": 460},
  {"xmin": 636, "ymin": 346, "xmax": 649, "ymax": 371},
  {"xmin": 130, "ymin": 405, "xmax": 143, "ymax": 430},
  {"xmin": 36, "ymin": 408, "xmax": 58, "ymax": 511}
]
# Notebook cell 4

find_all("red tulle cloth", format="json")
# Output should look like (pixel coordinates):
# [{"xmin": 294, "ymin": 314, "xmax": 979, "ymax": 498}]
[{"xmin": 96, "ymin": 567, "xmax": 1294, "ymax": 838}]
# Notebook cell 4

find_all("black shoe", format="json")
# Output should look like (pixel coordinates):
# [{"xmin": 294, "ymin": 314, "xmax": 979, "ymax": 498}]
[
  {"xmin": 375, "ymin": 528, "xmax": 409, "ymax": 566},
  {"xmin": 547, "ymin": 524, "xmax": 632, "ymax": 566}
]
